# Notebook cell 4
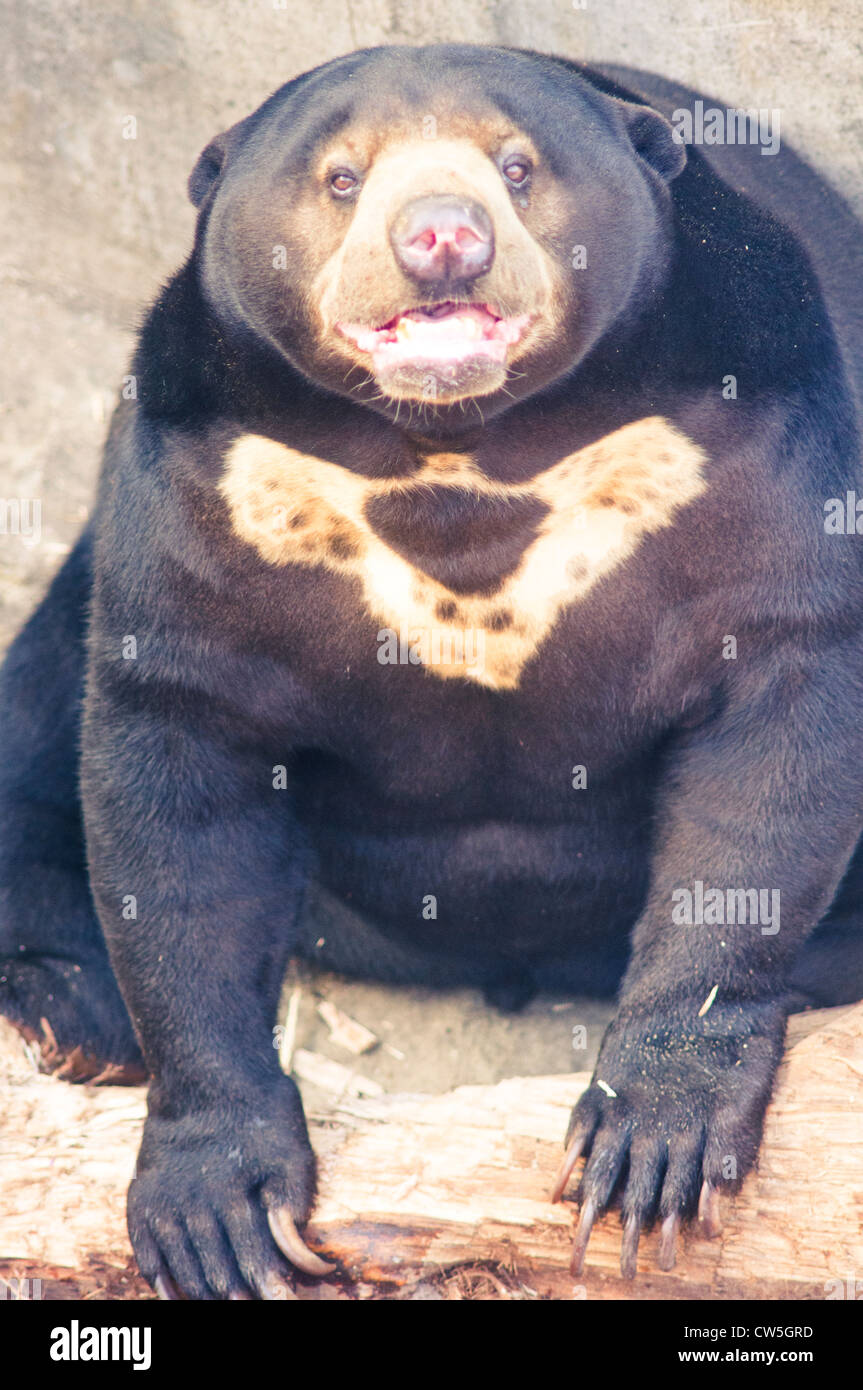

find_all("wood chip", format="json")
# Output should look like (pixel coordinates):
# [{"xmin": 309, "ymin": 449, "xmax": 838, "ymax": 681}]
[
  {"xmin": 292, "ymin": 1048, "xmax": 383, "ymax": 1097},
  {"xmin": 317, "ymin": 1001, "xmax": 378, "ymax": 1055},
  {"xmin": 278, "ymin": 986, "xmax": 302, "ymax": 1073}
]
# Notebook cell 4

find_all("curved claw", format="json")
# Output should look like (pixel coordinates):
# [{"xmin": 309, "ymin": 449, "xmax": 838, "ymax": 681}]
[
  {"xmin": 620, "ymin": 1212, "xmax": 641, "ymax": 1280},
  {"xmin": 657, "ymin": 1212, "xmax": 680, "ymax": 1271},
  {"xmin": 550, "ymin": 1131, "xmax": 586, "ymax": 1203},
  {"xmin": 570, "ymin": 1195, "xmax": 598, "ymax": 1277},
  {"xmin": 267, "ymin": 1208, "xmax": 336, "ymax": 1276},
  {"xmin": 697, "ymin": 1180, "xmax": 723, "ymax": 1238},
  {"xmin": 154, "ymin": 1273, "xmax": 182, "ymax": 1301}
]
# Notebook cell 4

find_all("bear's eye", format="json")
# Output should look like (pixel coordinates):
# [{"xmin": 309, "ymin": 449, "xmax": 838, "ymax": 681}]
[
  {"xmin": 502, "ymin": 158, "xmax": 531, "ymax": 189},
  {"xmin": 329, "ymin": 169, "xmax": 359, "ymax": 198}
]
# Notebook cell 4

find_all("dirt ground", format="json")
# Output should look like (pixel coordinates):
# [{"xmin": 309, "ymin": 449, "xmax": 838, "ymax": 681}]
[{"xmin": 281, "ymin": 965, "xmax": 608, "ymax": 1095}]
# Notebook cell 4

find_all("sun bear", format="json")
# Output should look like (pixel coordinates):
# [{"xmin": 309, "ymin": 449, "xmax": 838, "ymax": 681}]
[{"xmin": 2, "ymin": 44, "xmax": 862, "ymax": 1296}]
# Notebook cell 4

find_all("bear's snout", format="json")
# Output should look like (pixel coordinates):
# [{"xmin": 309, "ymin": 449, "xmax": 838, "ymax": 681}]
[{"xmin": 389, "ymin": 193, "xmax": 495, "ymax": 288}]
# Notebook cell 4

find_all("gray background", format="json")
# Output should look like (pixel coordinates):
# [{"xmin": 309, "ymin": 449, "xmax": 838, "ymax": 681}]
[{"xmin": 1, "ymin": 1, "xmax": 861, "ymax": 1087}]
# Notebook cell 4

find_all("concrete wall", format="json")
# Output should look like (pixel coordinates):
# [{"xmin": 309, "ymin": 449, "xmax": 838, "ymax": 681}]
[{"xmin": 2, "ymin": 0, "xmax": 862, "ymax": 642}]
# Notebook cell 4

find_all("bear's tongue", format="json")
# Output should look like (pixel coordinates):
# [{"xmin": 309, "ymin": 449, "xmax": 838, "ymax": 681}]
[{"xmin": 338, "ymin": 302, "xmax": 528, "ymax": 367}]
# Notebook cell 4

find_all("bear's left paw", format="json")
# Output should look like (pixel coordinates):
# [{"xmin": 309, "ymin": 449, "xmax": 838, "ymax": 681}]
[{"xmin": 551, "ymin": 999, "xmax": 787, "ymax": 1279}]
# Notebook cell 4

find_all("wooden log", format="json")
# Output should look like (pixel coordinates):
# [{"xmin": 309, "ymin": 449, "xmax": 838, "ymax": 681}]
[{"xmin": 1, "ymin": 1003, "xmax": 862, "ymax": 1300}]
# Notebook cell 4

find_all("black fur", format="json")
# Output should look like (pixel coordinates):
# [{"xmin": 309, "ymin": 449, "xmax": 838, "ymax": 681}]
[{"xmin": 2, "ymin": 44, "xmax": 862, "ymax": 1296}]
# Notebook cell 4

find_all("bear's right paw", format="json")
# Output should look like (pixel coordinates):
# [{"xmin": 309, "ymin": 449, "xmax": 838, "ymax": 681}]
[{"xmin": 129, "ymin": 1086, "xmax": 334, "ymax": 1300}]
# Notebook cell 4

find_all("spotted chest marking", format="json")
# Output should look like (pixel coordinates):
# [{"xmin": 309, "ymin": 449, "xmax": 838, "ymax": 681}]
[{"xmin": 219, "ymin": 417, "xmax": 707, "ymax": 690}]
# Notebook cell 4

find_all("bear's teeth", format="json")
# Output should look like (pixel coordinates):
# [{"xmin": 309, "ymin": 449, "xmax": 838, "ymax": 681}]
[{"xmin": 395, "ymin": 314, "xmax": 483, "ymax": 341}]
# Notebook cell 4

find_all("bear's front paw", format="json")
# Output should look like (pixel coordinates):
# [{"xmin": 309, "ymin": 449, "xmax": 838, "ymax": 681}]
[
  {"xmin": 129, "ymin": 1082, "xmax": 333, "ymax": 1300},
  {"xmin": 552, "ymin": 998, "xmax": 787, "ymax": 1279}
]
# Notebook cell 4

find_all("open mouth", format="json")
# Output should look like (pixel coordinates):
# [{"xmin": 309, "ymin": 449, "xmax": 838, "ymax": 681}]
[{"xmin": 337, "ymin": 301, "xmax": 531, "ymax": 370}]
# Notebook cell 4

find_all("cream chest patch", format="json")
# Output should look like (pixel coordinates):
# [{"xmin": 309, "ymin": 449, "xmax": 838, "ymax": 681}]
[{"xmin": 219, "ymin": 417, "xmax": 707, "ymax": 690}]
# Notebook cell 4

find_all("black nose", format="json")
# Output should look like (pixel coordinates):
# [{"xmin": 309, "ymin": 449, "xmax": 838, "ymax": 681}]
[{"xmin": 389, "ymin": 194, "xmax": 495, "ymax": 287}]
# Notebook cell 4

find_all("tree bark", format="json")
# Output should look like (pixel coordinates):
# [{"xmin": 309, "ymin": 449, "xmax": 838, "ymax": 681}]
[{"xmin": 1, "ymin": 1003, "xmax": 861, "ymax": 1300}]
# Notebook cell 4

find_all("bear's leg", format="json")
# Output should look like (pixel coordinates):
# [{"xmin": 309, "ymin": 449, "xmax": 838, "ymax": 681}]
[
  {"xmin": 554, "ymin": 653, "xmax": 863, "ymax": 1279},
  {"xmin": 790, "ymin": 836, "xmax": 863, "ymax": 1007},
  {"xmin": 82, "ymin": 631, "xmax": 332, "ymax": 1298},
  {"xmin": 0, "ymin": 531, "xmax": 144, "ymax": 1081}
]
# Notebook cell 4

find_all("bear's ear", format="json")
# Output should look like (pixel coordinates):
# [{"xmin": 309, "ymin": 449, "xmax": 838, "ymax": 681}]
[
  {"xmin": 619, "ymin": 101, "xmax": 687, "ymax": 182},
  {"xmin": 188, "ymin": 132, "xmax": 230, "ymax": 208}
]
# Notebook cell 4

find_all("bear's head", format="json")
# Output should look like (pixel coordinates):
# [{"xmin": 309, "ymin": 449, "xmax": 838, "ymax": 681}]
[{"xmin": 188, "ymin": 45, "xmax": 686, "ymax": 431}]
